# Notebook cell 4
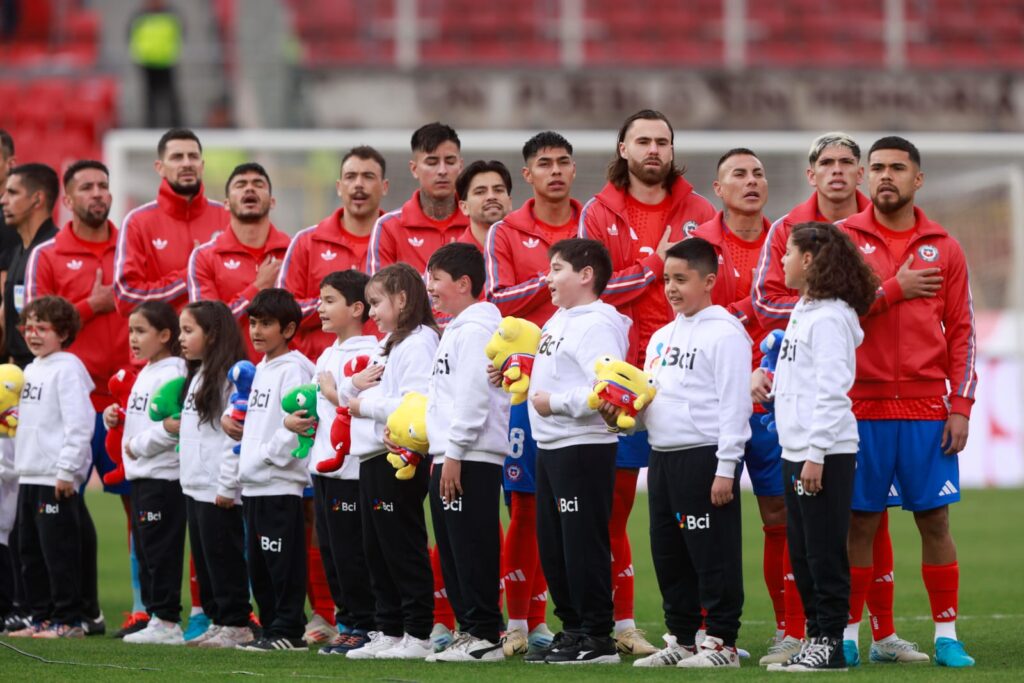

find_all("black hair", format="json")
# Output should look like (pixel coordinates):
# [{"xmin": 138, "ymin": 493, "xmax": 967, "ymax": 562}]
[
  {"xmin": 523, "ymin": 131, "xmax": 573, "ymax": 163},
  {"xmin": 9, "ymin": 163, "xmax": 59, "ymax": 212},
  {"xmin": 246, "ymin": 288, "xmax": 302, "ymax": 341},
  {"xmin": 548, "ymin": 238, "xmax": 612, "ymax": 296},
  {"xmin": 666, "ymin": 237, "xmax": 719, "ymax": 276},
  {"xmin": 411, "ymin": 122, "xmax": 461, "ymax": 154},
  {"xmin": 341, "ymin": 145, "xmax": 387, "ymax": 178},
  {"xmin": 225, "ymin": 162, "xmax": 272, "ymax": 195},
  {"xmin": 607, "ymin": 109, "xmax": 685, "ymax": 190},
  {"xmin": 320, "ymin": 270, "xmax": 371, "ymax": 323},
  {"xmin": 21, "ymin": 295, "xmax": 80, "ymax": 348},
  {"xmin": 131, "ymin": 301, "xmax": 182, "ymax": 356},
  {"xmin": 62, "ymin": 159, "xmax": 109, "ymax": 190},
  {"xmin": 182, "ymin": 301, "xmax": 247, "ymax": 425},
  {"xmin": 427, "ymin": 242, "xmax": 486, "ymax": 299},
  {"xmin": 0, "ymin": 129, "xmax": 13, "ymax": 158},
  {"xmin": 367, "ymin": 263, "xmax": 439, "ymax": 356},
  {"xmin": 869, "ymin": 136, "xmax": 922, "ymax": 167},
  {"xmin": 157, "ymin": 128, "xmax": 202, "ymax": 158},
  {"xmin": 455, "ymin": 160, "xmax": 512, "ymax": 202},
  {"xmin": 716, "ymin": 147, "xmax": 760, "ymax": 171}
]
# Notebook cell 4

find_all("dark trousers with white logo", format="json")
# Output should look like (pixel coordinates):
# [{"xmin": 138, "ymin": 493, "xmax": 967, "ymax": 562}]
[
  {"xmin": 130, "ymin": 478, "xmax": 186, "ymax": 623},
  {"xmin": 648, "ymin": 447, "xmax": 743, "ymax": 646},
  {"xmin": 783, "ymin": 455, "xmax": 856, "ymax": 640},
  {"xmin": 535, "ymin": 442, "xmax": 617, "ymax": 637},
  {"xmin": 359, "ymin": 453, "xmax": 433, "ymax": 640},
  {"xmin": 312, "ymin": 475, "xmax": 374, "ymax": 632},
  {"xmin": 186, "ymin": 497, "xmax": 250, "ymax": 627},
  {"xmin": 16, "ymin": 484, "xmax": 85, "ymax": 624},
  {"xmin": 243, "ymin": 493, "xmax": 307, "ymax": 640},
  {"xmin": 429, "ymin": 459, "xmax": 503, "ymax": 643}
]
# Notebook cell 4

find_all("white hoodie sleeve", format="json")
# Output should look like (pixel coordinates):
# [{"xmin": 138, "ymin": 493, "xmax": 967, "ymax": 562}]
[
  {"xmin": 445, "ymin": 324, "xmax": 497, "ymax": 461},
  {"xmin": 712, "ymin": 331, "xmax": 754, "ymax": 477},
  {"xmin": 128, "ymin": 423, "xmax": 179, "ymax": 459},
  {"xmin": 549, "ymin": 320, "xmax": 627, "ymax": 418},
  {"xmin": 55, "ymin": 365, "xmax": 96, "ymax": 483},
  {"xmin": 807, "ymin": 315, "xmax": 856, "ymax": 464},
  {"xmin": 259, "ymin": 363, "xmax": 305, "ymax": 467},
  {"xmin": 362, "ymin": 333, "xmax": 437, "ymax": 424}
]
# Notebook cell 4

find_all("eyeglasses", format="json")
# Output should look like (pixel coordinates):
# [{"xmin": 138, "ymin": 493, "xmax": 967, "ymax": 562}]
[{"xmin": 17, "ymin": 323, "xmax": 55, "ymax": 335}]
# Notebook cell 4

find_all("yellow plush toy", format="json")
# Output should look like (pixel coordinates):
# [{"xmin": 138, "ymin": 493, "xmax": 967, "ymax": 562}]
[
  {"xmin": 0, "ymin": 364, "xmax": 25, "ymax": 437},
  {"xmin": 385, "ymin": 392, "xmax": 429, "ymax": 480},
  {"xmin": 484, "ymin": 316, "xmax": 542, "ymax": 405},
  {"xmin": 586, "ymin": 355, "xmax": 657, "ymax": 430}
]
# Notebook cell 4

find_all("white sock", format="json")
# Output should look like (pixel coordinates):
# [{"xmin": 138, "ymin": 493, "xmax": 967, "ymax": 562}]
[
  {"xmin": 614, "ymin": 619, "xmax": 636, "ymax": 635},
  {"xmin": 775, "ymin": 628, "xmax": 785, "ymax": 642},
  {"xmin": 934, "ymin": 621, "xmax": 957, "ymax": 642},
  {"xmin": 508, "ymin": 619, "xmax": 528, "ymax": 634},
  {"xmin": 843, "ymin": 621, "xmax": 861, "ymax": 644},
  {"xmin": 875, "ymin": 633, "xmax": 897, "ymax": 645},
  {"xmin": 190, "ymin": 607, "xmax": 204, "ymax": 617}
]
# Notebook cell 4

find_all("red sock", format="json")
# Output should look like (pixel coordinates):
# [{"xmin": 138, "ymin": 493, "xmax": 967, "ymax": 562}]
[
  {"xmin": 610, "ymin": 469, "xmax": 637, "ymax": 622},
  {"xmin": 431, "ymin": 544, "xmax": 456, "ymax": 629},
  {"xmin": 782, "ymin": 542, "xmax": 806, "ymax": 639},
  {"xmin": 866, "ymin": 510, "xmax": 895, "ymax": 641},
  {"xmin": 189, "ymin": 555, "xmax": 201, "ymax": 609},
  {"xmin": 922, "ymin": 561, "xmax": 959, "ymax": 623},
  {"xmin": 527, "ymin": 576, "xmax": 548, "ymax": 631},
  {"xmin": 848, "ymin": 565, "xmax": 873, "ymax": 626},
  {"xmin": 763, "ymin": 524, "xmax": 787, "ymax": 631},
  {"xmin": 305, "ymin": 524, "xmax": 335, "ymax": 624},
  {"xmin": 503, "ymin": 491, "xmax": 538, "ymax": 621}
]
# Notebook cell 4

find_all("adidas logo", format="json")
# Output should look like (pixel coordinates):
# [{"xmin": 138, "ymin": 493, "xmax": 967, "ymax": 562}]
[
  {"xmin": 875, "ymin": 571, "xmax": 894, "ymax": 583},
  {"xmin": 733, "ymin": 268, "xmax": 740, "ymax": 278},
  {"xmin": 531, "ymin": 591, "xmax": 548, "ymax": 602},
  {"xmin": 522, "ymin": 238, "xmax": 540, "ymax": 248},
  {"xmin": 66, "ymin": 259, "xmax": 83, "ymax": 270},
  {"xmin": 608, "ymin": 223, "xmax": 618, "ymax": 236},
  {"xmin": 860, "ymin": 243, "xmax": 877, "ymax": 255},
  {"xmin": 783, "ymin": 572, "xmax": 796, "ymax": 582},
  {"xmin": 408, "ymin": 237, "xmax": 424, "ymax": 248},
  {"xmin": 433, "ymin": 588, "xmax": 448, "ymax": 599},
  {"xmin": 502, "ymin": 569, "xmax": 527, "ymax": 583},
  {"xmin": 889, "ymin": 484, "xmax": 899, "ymax": 498},
  {"xmin": 320, "ymin": 248, "xmax": 337, "ymax": 261},
  {"xmin": 152, "ymin": 238, "xmax": 168, "ymax": 250},
  {"xmin": 937, "ymin": 608, "xmax": 957, "ymax": 620},
  {"xmin": 224, "ymin": 259, "xmax": 241, "ymax": 270},
  {"xmin": 938, "ymin": 480, "xmax": 958, "ymax": 496},
  {"xmin": 629, "ymin": 227, "xmax": 639, "ymax": 241},
  {"xmin": 617, "ymin": 564, "xmax": 635, "ymax": 578}
]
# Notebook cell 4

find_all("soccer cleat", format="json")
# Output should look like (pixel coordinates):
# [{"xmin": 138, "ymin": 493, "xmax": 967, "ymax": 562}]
[
  {"xmin": 346, "ymin": 631, "xmax": 401, "ymax": 659},
  {"xmin": 784, "ymin": 636, "xmax": 848, "ymax": 672},
  {"xmin": 633, "ymin": 633, "xmax": 697, "ymax": 667},
  {"xmin": 430, "ymin": 622, "xmax": 454, "ymax": 652},
  {"xmin": 186, "ymin": 623, "xmax": 220, "ymax": 647},
  {"xmin": 545, "ymin": 634, "xmax": 621, "ymax": 665},
  {"xmin": 759, "ymin": 635, "xmax": 804, "ymax": 666},
  {"xmin": 8, "ymin": 621, "xmax": 49, "ymax": 638},
  {"xmin": 183, "ymin": 612, "xmax": 211, "ymax": 642},
  {"xmin": 1, "ymin": 613, "xmax": 31, "ymax": 634},
  {"xmin": 376, "ymin": 632, "xmax": 434, "ymax": 659},
  {"xmin": 33, "ymin": 623, "xmax": 86, "ymax": 639},
  {"xmin": 677, "ymin": 635, "xmax": 740, "ymax": 668},
  {"xmin": 527, "ymin": 623, "xmax": 555, "ymax": 652},
  {"xmin": 303, "ymin": 613, "xmax": 336, "ymax": 645},
  {"xmin": 124, "ymin": 617, "xmax": 185, "ymax": 645},
  {"xmin": 615, "ymin": 627, "xmax": 658, "ymax": 655},
  {"xmin": 934, "ymin": 637, "xmax": 975, "ymax": 668},
  {"xmin": 237, "ymin": 636, "xmax": 307, "ymax": 651},
  {"xmin": 435, "ymin": 633, "xmax": 505, "ymax": 662},
  {"xmin": 844, "ymin": 639, "xmax": 862, "ymax": 667},
  {"xmin": 114, "ymin": 611, "xmax": 149, "ymax": 638},
  {"xmin": 501, "ymin": 628, "xmax": 528, "ymax": 655},
  {"xmin": 319, "ymin": 629, "xmax": 370, "ymax": 655},
  {"xmin": 82, "ymin": 611, "xmax": 106, "ymax": 636},
  {"xmin": 870, "ymin": 636, "xmax": 929, "ymax": 663},
  {"xmin": 198, "ymin": 625, "xmax": 254, "ymax": 649}
]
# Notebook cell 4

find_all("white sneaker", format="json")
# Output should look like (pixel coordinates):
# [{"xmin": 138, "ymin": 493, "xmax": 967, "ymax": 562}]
[
  {"xmin": 198, "ymin": 625, "xmax": 254, "ymax": 649},
  {"xmin": 303, "ymin": 614, "xmax": 336, "ymax": 645},
  {"xmin": 124, "ymin": 617, "xmax": 185, "ymax": 645},
  {"xmin": 435, "ymin": 633, "xmax": 505, "ymax": 662},
  {"xmin": 376, "ymin": 632, "xmax": 434, "ymax": 659},
  {"xmin": 677, "ymin": 635, "xmax": 741, "ymax": 668},
  {"xmin": 185, "ymin": 623, "xmax": 221, "ymax": 647},
  {"xmin": 870, "ymin": 636, "xmax": 930, "ymax": 663},
  {"xmin": 633, "ymin": 634, "xmax": 697, "ymax": 667},
  {"xmin": 430, "ymin": 623, "xmax": 454, "ymax": 652},
  {"xmin": 759, "ymin": 635, "xmax": 803, "ymax": 666},
  {"xmin": 346, "ymin": 631, "xmax": 401, "ymax": 660},
  {"xmin": 502, "ymin": 628, "xmax": 528, "ymax": 656}
]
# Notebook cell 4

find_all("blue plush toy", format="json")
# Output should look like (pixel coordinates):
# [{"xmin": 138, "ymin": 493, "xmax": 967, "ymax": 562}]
[
  {"xmin": 227, "ymin": 360, "xmax": 256, "ymax": 454},
  {"xmin": 758, "ymin": 329, "xmax": 785, "ymax": 433}
]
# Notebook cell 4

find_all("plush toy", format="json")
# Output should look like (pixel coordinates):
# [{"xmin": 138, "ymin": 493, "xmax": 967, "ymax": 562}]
[
  {"xmin": 586, "ymin": 355, "xmax": 658, "ymax": 430},
  {"xmin": 102, "ymin": 367, "xmax": 139, "ymax": 486},
  {"xmin": 385, "ymin": 392, "xmax": 429, "ymax": 480},
  {"xmin": 758, "ymin": 329, "xmax": 785, "ymax": 433},
  {"xmin": 227, "ymin": 360, "xmax": 256, "ymax": 455},
  {"xmin": 282, "ymin": 383, "xmax": 318, "ymax": 459},
  {"xmin": 148, "ymin": 375, "xmax": 187, "ymax": 451},
  {"xmin": 484, "ymin": 316, "xmax": 542, "ymax": 405},
  {"xmin": 318, "ymin": 355, "xmax": 371, "ymax": 474},
  {"xmin": 0, "ymin": 364, "xmax": 25, "ymax": 437}
]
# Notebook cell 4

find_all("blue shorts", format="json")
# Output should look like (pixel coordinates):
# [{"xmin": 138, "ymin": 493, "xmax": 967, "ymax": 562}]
[
  {"xmin": 853, "ymin": 420, "xmax": 958, "ymax": 513},
  {"xmin": 616, "ymin": 430, "xmax": 650, "ymax": 469},
  {"xmin": 92, "ymin": 412, "xmax": 130, "ymax": 496},
  {"xmin": 742, "ymin": 414, "xmax": 784, "ymax": 497},
  {"xmin": 503, "ymin": 402, "xmax": 537, "ymax": 495}
]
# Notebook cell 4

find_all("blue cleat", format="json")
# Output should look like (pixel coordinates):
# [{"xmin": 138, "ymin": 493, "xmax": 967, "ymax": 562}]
[
  {"xmin": 935, "ymin": 638, "xmax": 975, "ymax": 668},
  {"xmin": 844, "ymin": 639, "xmax": 861, "ymax": 667},
  {"xmin": 183, "ymin": 612, "xmax": 211, "ymax": 642}
]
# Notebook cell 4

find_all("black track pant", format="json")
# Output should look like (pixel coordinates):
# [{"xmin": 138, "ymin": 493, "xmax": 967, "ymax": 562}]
[
  {"xmin": 186, "ymin": 497, "xmax": 250, "ymax": 627},
  {"xmin": 429, "ymin": 459, "xmax": 503, "ymax": 643},
  {"xmin": 359, "ymin": 454, "xmax": 433, "ymax": 639},
  {"xmin": 783, "ymin": 455, "xmax": 856, "ymax": 640},
  {"xmin": 648, "ymin": 447, "xmax": 744, "ymax": 646},
  {"xmin": 244, "ymin": 494, "xmax": 307, "ymax": 640},
  {"xmin": 535, "ymin": 442, "xmax": 616, "ymax": 637},
  {"xmin": 130, "ymin": 478, "xmax": 186, "ymax": 623},
  {"xmin": 16, "ymin": 484, "xmax": 85, "ymax": 624}
]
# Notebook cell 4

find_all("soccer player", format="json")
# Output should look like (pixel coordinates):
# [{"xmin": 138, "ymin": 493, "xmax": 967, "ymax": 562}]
[
  {"xmin": 366, "ymin": 122, "xmax": 466, "ymax": 274},
  {"xmin": 454, "ymin": 160, "xmax": 513, "ymax": 252},
  {"xmin": 114, "ymin": 128, "xmax": 229, "ymax": 315},
  {"xmin": 277, "ymin": 145, "xmax": 389, "ymax": 359},
  {"xmin": 186, "ymin": 163, "xmax": 291, "ymax": 362},
  {"xmin": 578, "ymin": 110, "xmax": 714, "ymax": 654}
]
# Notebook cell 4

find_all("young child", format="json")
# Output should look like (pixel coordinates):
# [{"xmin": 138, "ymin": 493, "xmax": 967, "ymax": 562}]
[
  {"xmin": 754, "ymin": 222, "xmax": 876, "ymax": 672},
  {"xmin": 346, "ymin": 262, "xmax": 439, "ymax": 660},
  {"xmin": 224, "ymin": 289, "xmax": 316, "ymax": 651},
  {"xmin": 628, "ymin": 238, "xmax": 751, "ymax": 669},
  {"xmin": 523, "ymin": 238, "xmax": 630, "ymax": 665},
  {"xmin": 423, "ymin": 243, "xmax": 509, "ymax": 662},
  {"xmin": 172, "ymin": 300, "xmax": 254, "ymax": 649},
  {"xmin": 111, "ymin": 302, "xmax": 188, "ymax": 645},
  {"xmin": 8, "ymin": 296, "xmax": 94, "ymax": 639}
]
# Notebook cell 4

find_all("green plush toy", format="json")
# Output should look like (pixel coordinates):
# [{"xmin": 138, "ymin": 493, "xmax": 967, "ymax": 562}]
[
  {"xmin": 148, "ymin": 375, "xmax": 186, "ymax": 452},
  {"xmin": 281, "ymin": 383, "xmax": 318, "ymax": 459}
]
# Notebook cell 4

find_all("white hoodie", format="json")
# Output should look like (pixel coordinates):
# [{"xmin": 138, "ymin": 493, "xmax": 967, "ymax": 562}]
[
  {"xmin": 15, "ymin": 351, "xmax": 95, "ymax": 488},
  {"xmin": 355, "ymin": 325, "xmax": 439, "ymax": 459},
  {"xmin": 773, "ymin": 298, "xmax": 864, "ymax": 464},
  {"xmin": 179, "ymin": 369, "xmax": 239, "ymax": 504},
  {"xmin": 426, "ymin": 302, "xmax": 509, "ymax": 465},
  {"xmin": 527, "ymin": 299, "xmax": 631, "ymax": 449},
  {"xmin": 642, "ymin": 306, "xmax": 753, "ymax": 477},
  {"xmin": 310, "ymin": 335, "xmax": 381, "ymax": 480},
  {"xmin": 124, "ymin": 356, "xmax": 188, "ymax": 481},
  {"xmin": 238, "ymin": 350, "xmax": 316, "ymax": 497}
]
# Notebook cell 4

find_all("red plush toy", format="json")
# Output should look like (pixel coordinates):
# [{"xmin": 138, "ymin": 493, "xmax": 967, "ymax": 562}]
[
  {"xmin": 102, "ymin": 367, "xmax": 138, "ymax": 486},
  {"xmin": 317, "ymin": 355, "xmax": 371, "ymax": 474}
]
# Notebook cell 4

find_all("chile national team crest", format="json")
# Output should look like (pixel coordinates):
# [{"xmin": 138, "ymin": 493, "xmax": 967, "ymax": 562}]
[
  {"xmin": 682, "ymin": 221, "xmax": 699, "ymax": 236},
  {"xmin": 917, "ymin": 244, "xmax": 940, "ymax": 262},
  {"xmin": 506, "ymin": 464, "xmax": 522, "ymax": 482}
]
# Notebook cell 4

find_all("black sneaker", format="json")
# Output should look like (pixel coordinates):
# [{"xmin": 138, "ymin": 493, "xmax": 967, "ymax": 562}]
[
  {"xmin": 546, "ymin": 634, "xmax": 621, "ymax": 665},
  {"xmin": 237, "ymin": 636, "xmax": 308, "ymax": 652},
  {"xmin": 524, "ymin": 631, "xmax": 577, "ymax": 663},
  {"xmin": 1, "ymin": 613, "xmax": 31, "ymax": 634},
  {"xmin": 82, "ymin": 612, "xmax": 106, "ymax": 636},
  {"xmin": 786, "ymin": 636, "xmax": 847, "ymax": 672}
]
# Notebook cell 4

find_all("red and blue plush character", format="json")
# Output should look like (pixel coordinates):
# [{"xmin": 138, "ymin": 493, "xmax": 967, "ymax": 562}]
[
  {"xmin": 102, "ymin": 367, "xmax": 139, "ymax": 486},
  {"xmin": 227, "ymin": 360, "xmax": 256, "ymax": 454},
  {"xmin": 758, "ymin": 329, "xmax": 785, "ymax": 433},
  {"xmin": 318, "ymin": 355, "xmax": 371, "ymax": 474}
]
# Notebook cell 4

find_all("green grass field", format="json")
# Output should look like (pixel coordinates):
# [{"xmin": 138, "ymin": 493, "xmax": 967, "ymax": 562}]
[{"xmin": 1, "ymin": 487, "xmax": 1021, "ymax": 680}]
